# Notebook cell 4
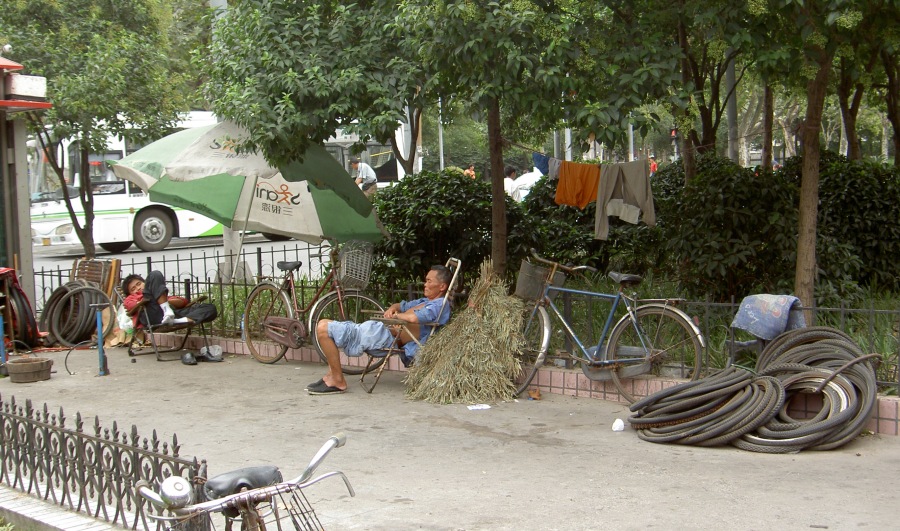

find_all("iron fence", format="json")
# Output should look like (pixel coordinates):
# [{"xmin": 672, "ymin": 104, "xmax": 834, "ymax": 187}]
[
  {"xmin": 0, "ymin": 394, "xmax": 206, "ymax": 530},
  {"xmin": 32, "ymin": 245, "xmax": 900, "ymax": 394}
]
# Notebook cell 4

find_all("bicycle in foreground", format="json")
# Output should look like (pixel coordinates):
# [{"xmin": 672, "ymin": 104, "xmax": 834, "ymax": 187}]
[
  {"xmin": 136, "ymin": 433, "xmax": 355, "ymax": 531},
  {"xmin": 242, "ymin": 241, "xmax": 385, "ymax": 374},
  {"xmin": 515, "ymin": 250, "xmax": 706, "ymax": 403}
]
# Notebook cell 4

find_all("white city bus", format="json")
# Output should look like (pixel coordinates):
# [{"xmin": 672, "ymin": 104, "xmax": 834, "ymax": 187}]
[
  {"xmin": 29, "ymin": 112, "xmax": 226, "ymax": 253},
  {"xmin": 29, "ymin": 115, "xmax": 415, "ymax": 252}
]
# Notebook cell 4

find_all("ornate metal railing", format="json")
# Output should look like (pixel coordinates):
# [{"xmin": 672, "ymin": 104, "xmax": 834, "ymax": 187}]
[{"xmin": 0, "ymin": 394, "xmax": 206, "ymax": 530}]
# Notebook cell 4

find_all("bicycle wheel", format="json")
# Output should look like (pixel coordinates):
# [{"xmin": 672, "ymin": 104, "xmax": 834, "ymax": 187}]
[
  {"xmin": 309, "ymin": 291, "xmax": 385, "ymax": 375},
  {"xmin": 514, "ymin": 305, "xmax": 551, "ymax": 397},
  {"xmin": 244, "ymin": 282, "xmax": 293, "ymax": 364},
  {"xmin": 607, "ymin": 305, "xmax": 703, "ymax": 404}
]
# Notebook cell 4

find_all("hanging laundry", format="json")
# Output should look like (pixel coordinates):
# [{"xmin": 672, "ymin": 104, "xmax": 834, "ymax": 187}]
[
  {"xmin": 548, "ymin": 157, "xmax": 562, "ymax": 180},
  {"xmin": 532, "ymin": 152, "xmax": 550, "ymax": 176},
  {"xmin": 594, "ymin": 159, "xmax": 656, "ymax": 240},
  {"xmin": 555, "ymin": 160, "xmax": 600, "ymax": 209}
]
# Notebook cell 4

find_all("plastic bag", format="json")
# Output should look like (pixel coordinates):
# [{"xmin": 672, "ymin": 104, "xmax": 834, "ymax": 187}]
[{"xmin": 116, "ymin": 304, "xmax": 133, "ymax": 332}]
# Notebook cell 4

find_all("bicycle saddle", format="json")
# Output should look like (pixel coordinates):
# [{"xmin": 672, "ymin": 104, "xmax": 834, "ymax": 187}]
[
  {"xmin": 204, "ymin": 465, "xmax": 283, "ymax": 500},
  {"xmin": 276, "ymin": 261, "xmax": 303, "ymax": 272},
  {"xmin": 608, "ymin": 271, "xmax": 642, "ymax": 286}
]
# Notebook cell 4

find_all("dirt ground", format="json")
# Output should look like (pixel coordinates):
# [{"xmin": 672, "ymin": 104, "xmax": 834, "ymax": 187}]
[{"xmin": 2, "ymin": 348, "xmax": 897, "ymax": 530}]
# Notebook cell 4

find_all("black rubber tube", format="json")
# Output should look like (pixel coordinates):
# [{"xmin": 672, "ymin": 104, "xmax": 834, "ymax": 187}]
[{"xmin": 631, "ymin": 326, "xmax": 877, "ymax": 452}]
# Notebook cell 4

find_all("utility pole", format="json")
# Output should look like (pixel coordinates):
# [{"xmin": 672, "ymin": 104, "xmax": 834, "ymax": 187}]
[
  {"xmin": 726, "ymin": 53, "xmax": 739, "ymax": 162},
  {"xmin": 209, "ymin": 0, "xmax": 242, "ymax": 282},
  {"xmin": 438, "ymin": 98, "xmax": 445, "ymax": 170}
]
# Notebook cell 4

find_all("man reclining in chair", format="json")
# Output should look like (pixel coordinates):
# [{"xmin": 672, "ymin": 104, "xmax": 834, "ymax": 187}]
[
  {"xmin": 308, "ymin": 265, "xmax": 452, "ymax": 395},
  {"xmin": 122, "ymin": 271, "xmax": 217, "ymax": 328}
]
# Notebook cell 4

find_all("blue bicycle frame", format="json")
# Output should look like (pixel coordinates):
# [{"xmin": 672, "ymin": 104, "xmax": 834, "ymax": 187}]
[{"xmin": 535, "ymin": 282, "xmax": 652, "ymax": 369}]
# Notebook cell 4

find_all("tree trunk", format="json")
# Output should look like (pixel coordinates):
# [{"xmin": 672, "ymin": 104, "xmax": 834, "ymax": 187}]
[
  {"xmin": 677, "ymin": 19, "xmax": 697, "ymax": 183},
  {"xmin": 726, "ymin": 55, "xmax": 738, "ymax": 162},
  {"xmin": 761, "ymin": 83, "xmax": 774, "ymax": 170},
  {"xmin": 28, "ymin": 116, "xmax": 97, "ymax": 259},
  {"xmin": 681, "ymin": 131, "xmax": 696, "ymax": 184},
  {"xmin": 486, "ymin": 97, "xmax": 507, "ymax": 275},
  {"xmin": 880, "ymin": 49, "xmax": 900, "ymax": 166},
  {"xmin": 795, "ymin": 62, "xmax": 831, "ymax": 312},
  {"xmin": 77, "ymin": 144, "xmax": 96, "ymax": 259},
  {"xmin": 837, "ymin": 58, "xmax": 865, "ymax": 161},
  {"xmin": 391, "ymin": 105, "xmax": 421, "ymax": 176}
]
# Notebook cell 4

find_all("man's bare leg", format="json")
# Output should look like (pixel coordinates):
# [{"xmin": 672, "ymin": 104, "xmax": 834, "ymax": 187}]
[{"xmin": 314, "ymin": 319, "xmax": 347, "ymax": 390}]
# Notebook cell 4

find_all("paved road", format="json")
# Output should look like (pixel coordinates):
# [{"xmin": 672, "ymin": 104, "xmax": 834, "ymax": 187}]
[{"xmin": 2, "ymin": 349, "xmax": 898, "ymax": 530}]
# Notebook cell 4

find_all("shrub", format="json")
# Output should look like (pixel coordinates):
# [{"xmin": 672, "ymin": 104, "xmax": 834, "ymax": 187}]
[
  {"xmin": 664, "ymin": 152, "xmax": 881, "ymax": 304},
  {"xmin": 520, "ymin": 172, "xmax": 665, "ymax": 276},
  {"xmin": 661, "ymin": 154, "xmax": 799, "ymax": 301},
  {"xmin": 520, "ymin": 174, "xmax": 605, "ymax": 266},
  {"xmin": 371, "ymin": 169, "xmax": 535, "ymax": 289},
  {"xmin": 796, "ymin": 152, "xmax": 900, "ymax": 292}
]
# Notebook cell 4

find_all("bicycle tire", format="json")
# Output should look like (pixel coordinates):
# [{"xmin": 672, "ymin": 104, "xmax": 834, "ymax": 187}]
[
  {"xmin": 61, "ymin": 286, "xmax": 106, "ymax": 346},
  {"xmin": 8, "ymin": 286, "xmax": 39, "ymax": 348},
  {"xmin": 308, "ymin": 291, "xmax": 385, "ymax": 375},
  {"xmin": 607, "ymin": 305, "xmax": 703, "ymax": 404},
  {"xmin": 514, "ymin": 305, "xmax": 551, "ymax": 397},
  {"xmin": 39, "ymin": 285, "xmax": 69, "ymax": 346},
  {"xmin": 50, "ymin": 286, "xmax": 114, "ymax": 347},
  {"xmin": 244, "ymin": 282, "xmax": 293, "ymax": 364},
  {"xmin": 40, "ymin": 281, "xmax": 87, "ymax": 346}
]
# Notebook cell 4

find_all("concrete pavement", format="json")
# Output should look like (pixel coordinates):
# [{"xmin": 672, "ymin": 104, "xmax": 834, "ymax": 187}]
[{"xmin": 1, "ymin": 347, "xmax": 898, "ymax": 530}]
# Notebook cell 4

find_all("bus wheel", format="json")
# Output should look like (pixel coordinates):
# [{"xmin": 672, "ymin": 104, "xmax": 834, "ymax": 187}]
[
  {"xmin": 99, "ymin": 242, "xmax": 132, "ymax": 254},
  {"xmin": 134, "ymin": 209, "xmax": 174, "ymax": 251}
]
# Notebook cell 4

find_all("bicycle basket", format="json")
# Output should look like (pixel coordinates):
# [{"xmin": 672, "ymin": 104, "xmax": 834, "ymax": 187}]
[
  {"xmin": 187, "ymin": 487, "xmax": 323, "ymax": 531},
  {"xmin": 514, "ymin": 259, "xmax": 565, "ymax": 301},
  {"xmin": 339, "ymin": 241, "xmax": 374, "ymax": 290}
]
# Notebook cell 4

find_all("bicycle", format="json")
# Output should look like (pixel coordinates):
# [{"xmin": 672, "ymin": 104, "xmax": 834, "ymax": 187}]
[
  {"xmin": 136, "ymin": 433, "xmax": 355, "ymax": 531},
  {"xmin": 242, "ymin": 241, "xmax": 386, "ymax": 374},
  {"xmin": 514, "ymin": 250, "xmax": 706, "ymax": 403}
]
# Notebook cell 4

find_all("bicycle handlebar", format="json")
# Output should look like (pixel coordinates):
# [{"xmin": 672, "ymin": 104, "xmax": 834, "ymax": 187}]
[
  {"xmin": 529, "ymin": 248, "xmax": 597, "ymax": 275},
  {"xmin": 135, "ymin": 433, "xmax": 355, "ymax": 519}
]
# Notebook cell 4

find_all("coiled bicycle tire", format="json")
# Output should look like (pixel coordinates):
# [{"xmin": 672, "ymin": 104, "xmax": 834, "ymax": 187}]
[{"xmin": 49, "ymin": 285, "xmax": 113, "ymax": 347}]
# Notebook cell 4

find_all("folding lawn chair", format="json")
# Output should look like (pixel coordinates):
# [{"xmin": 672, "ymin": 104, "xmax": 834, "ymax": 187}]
[
  {"xmin": 359, "ymin": 258, "xmax": 462, "ymax": 393},
  {"xmin": 114, "ymin": 285, "xmax": 214, "ymax": 362}
]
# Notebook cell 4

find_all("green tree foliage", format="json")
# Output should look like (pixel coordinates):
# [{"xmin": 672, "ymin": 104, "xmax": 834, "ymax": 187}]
[
  {"xmin": 785, "ymin": 151, "xmax": 900, "ymax": 291},
  {"xmin": 420, "ymin": 111, "xmax": 488, "ymax": 173},
  {"xmin": 662, "ymin": 155, "xmax": 799, "ymax": 299},
  {"xmin": 371, "ymin": 170, "xmax": 536, "ymax": 290},
  {"xmin": 202, "ymin": 0, "xmax": 426, "ymax": 173},
  {"xmin": 653, "ymin": 152, "xmax": 900, "ymax": 304},
  {"xmin": 401, "ymin": 0, "xmax": 583, "ymax": 275},
  {"xmin": 171, "ymin": 0, "xmax": 213, "ymax": 109},
  {"xmin": 520, "ymin": 173, "xmax": 665, "ymax": 277},
  {"xmin": 0, "ymin": 0, "xmax": 187, "ymax": 257}
]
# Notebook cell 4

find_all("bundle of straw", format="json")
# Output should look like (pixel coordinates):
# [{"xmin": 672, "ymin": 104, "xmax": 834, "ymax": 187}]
[{"xmin": 405, "ymin": 260, "xmax": 525, "ymax": 404}]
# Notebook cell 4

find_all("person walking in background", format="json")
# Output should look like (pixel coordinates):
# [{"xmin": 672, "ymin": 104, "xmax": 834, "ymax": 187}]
[
  {"xmin": 649, "ymin": 156, "xmax": 658, "ymax": 178},
  {"xmin": 351, "ymin": 157, "xmax": 377, "ymax": 199},
  {"xmin": 464, "ymin": 163, "xmax": 476, "ymax": 179}
]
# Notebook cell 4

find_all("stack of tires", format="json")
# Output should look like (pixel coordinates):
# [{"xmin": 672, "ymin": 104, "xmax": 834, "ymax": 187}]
[
  {"xmin": 40, "ymin": 281, "xmax": 114, "ymax": 347},
  {"xmin": 1, "ymin": 279, "xmax": 40, "ymax": 349},
  {"xmin": 629, "ymin": 327, "xmax": 878, "ymax": 452}
]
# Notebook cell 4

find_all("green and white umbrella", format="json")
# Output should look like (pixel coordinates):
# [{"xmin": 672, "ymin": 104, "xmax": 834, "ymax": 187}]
[{"xmin": 111, "ymin": 121, "xmax": 386, "ymax": 244}]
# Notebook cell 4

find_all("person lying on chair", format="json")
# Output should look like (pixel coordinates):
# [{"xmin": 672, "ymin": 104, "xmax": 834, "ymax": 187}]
[
  {"xmin": 308, "ymin": 265, "xmax": 452, "ymax": 395},
  {"xmin": 122, "ymin": 271, "xmax": 218, "ymax": 328}
]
